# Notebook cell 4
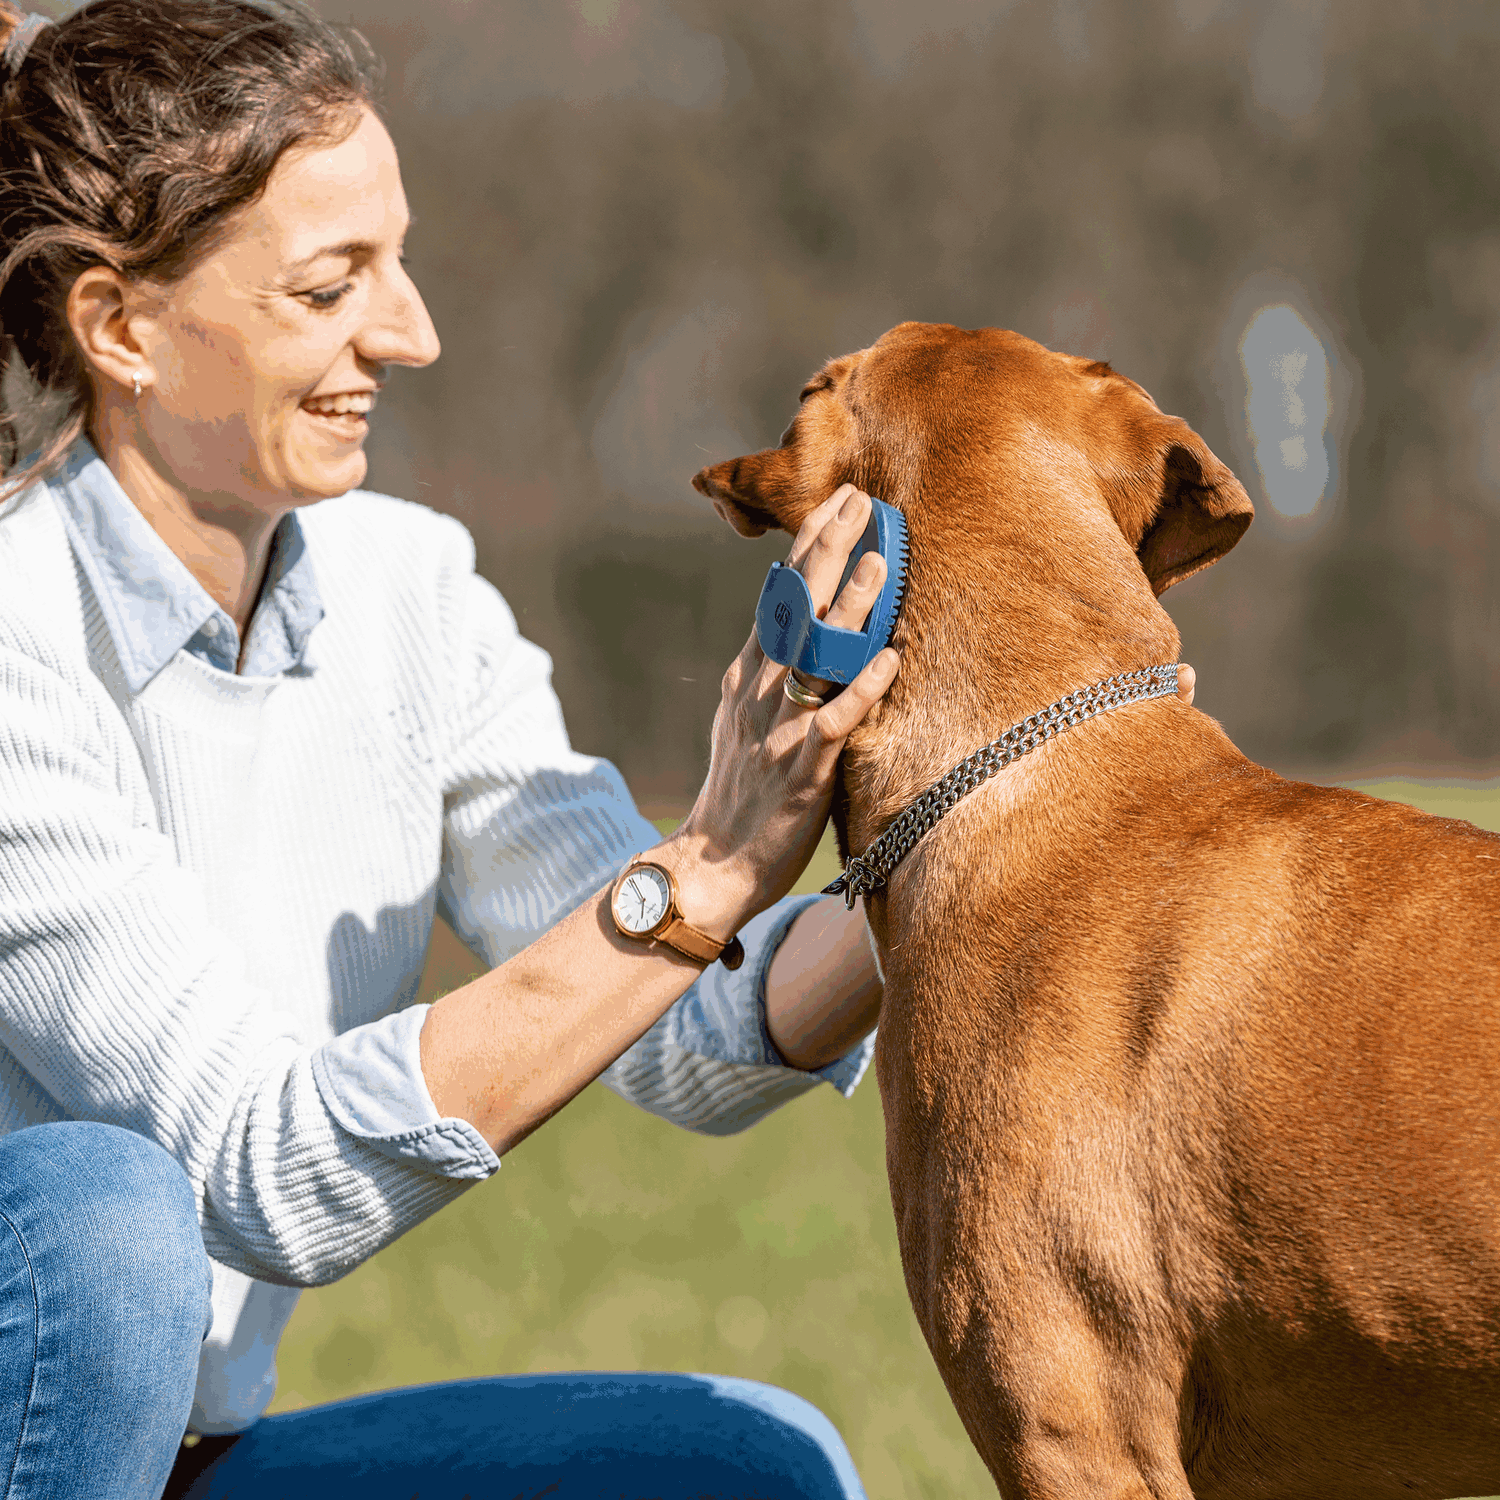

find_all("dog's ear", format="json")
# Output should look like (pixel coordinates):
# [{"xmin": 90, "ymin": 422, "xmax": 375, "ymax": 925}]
[
  {"xmin": 692, "ymin": 448, "xmax": 800, "ymax": 538},
  {"xmin": 1103, "ymin": 416, "xmax": 1254, "ymax": 596}
]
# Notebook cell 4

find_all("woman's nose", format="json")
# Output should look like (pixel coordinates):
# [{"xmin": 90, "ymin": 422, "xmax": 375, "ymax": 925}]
[{"xmin": 359, "ymin": 268, "xmax": 441, "ymax": 369}]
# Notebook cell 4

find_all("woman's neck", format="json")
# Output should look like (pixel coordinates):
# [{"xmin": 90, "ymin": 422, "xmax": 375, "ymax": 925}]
[{"xmin": 91, "ymin": 401, "xmax": 287, "ymax": 656}]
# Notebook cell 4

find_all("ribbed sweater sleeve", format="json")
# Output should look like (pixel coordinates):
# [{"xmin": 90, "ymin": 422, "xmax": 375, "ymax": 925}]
[{"xmin": 0, "ymin": 623, "xmax": 491, "ymax": 1289}]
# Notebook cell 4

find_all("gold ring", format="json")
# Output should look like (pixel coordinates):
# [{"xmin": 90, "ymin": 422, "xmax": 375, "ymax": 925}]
[{"xmin": 782, "ymin": 670, "xmax": 826, "ymax": 709}]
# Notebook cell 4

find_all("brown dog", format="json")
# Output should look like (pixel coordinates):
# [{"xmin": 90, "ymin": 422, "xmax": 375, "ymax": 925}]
[{"xmin": 694, "ymin": 322, "xmax": 1500, "ymax": 1499}]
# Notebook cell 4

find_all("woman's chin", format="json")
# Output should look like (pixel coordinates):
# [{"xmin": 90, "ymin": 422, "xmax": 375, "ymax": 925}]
[{"xmin": 286, "ymin": 433, "xmax": 369, "ymax": 498}]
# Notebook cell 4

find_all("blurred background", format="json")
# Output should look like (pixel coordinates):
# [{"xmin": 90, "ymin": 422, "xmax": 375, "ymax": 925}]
[
  {"xmin": 340, "ymin": 0, "xmax": 1500, "ymax": 796},
  {"xmin": 52, "ymin": 0, "xmax": 1500, "ymax": 1490}
]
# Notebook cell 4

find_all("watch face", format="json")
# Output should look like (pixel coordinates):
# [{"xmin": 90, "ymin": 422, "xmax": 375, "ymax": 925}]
[{"xmin": 614, "ymin": 865, "xmax": 672, "ymax": 935}]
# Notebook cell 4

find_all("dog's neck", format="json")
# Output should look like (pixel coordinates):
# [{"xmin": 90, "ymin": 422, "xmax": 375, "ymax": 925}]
[{"xmin": 833, "ymin": 504, "xmax": 1183, "ymax": 877}]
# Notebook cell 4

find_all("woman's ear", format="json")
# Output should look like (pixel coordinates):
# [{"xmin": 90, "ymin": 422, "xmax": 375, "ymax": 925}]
[
  {"xmin": 65, "ymin": 266, "xmax": 157, "ymax": 393},
  {"xmin": 692, "ymin": 447, "xmax": 799, "ymax": 538},
  {"xmin": 1101, "ymin": 412, "xmax": 1254, "ymax": 596}
]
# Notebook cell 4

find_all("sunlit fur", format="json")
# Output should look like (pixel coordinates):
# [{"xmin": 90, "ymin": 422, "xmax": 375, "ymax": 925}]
[{"xmin": 695, "ymin": 322, "xmax": 1500, "ymax": 1500}]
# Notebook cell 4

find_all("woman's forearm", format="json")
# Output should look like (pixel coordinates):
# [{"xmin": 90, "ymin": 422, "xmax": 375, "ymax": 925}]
[
  {"xmin": 764, "ymin": 898, "xmax": 882, "ymax": 1071},
  {"xmin": 419, "ymin": 838, "xmax": 747, "ymax": 1156},
  {"xmin": 420, "ymin": 871, "xmax": 883, "ymax": 1155}
]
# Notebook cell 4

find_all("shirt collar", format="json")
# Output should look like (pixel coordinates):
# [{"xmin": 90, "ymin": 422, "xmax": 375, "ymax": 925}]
[{"xmin": 49, "ymin": 435, "xmax": 324, "ymax": 694}]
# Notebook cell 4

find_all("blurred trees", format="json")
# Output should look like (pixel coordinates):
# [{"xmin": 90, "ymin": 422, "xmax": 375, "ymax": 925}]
[{"xmin": 341, "ymin": 0, "xmax": 1500, "ymax": 796}]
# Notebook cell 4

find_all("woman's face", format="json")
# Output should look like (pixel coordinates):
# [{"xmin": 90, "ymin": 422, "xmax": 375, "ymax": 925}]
[{"xmin": 135, "ymin": 105, "xmax": 439, "ymax": 509}]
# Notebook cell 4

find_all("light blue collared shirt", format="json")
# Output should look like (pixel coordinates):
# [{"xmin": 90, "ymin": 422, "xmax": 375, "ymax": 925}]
[{"xmin": 50, "ymin": 439, "xmax": 325, "ymax": 691}]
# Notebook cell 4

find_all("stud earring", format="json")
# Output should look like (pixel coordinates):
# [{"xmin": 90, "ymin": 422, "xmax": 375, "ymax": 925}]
[{"xmin": 132, "ymin": 371, "xmax": 142, "ymax": 399}]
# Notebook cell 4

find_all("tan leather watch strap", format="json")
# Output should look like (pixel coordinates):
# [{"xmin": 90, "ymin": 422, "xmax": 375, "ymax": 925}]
[{"xmin": 658, "ymin": 915, "xmax": 744, "ymax": 970}]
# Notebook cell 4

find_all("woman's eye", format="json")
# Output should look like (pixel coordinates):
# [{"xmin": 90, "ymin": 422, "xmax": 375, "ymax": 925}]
[{"xmin": 305, "ymin": 280, "xmax": 354, "ymax": 310}]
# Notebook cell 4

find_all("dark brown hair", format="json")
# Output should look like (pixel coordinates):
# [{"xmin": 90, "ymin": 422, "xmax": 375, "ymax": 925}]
[{"xmin": 0, "ymin": 0, "xmax": 384, "ymax": 493}]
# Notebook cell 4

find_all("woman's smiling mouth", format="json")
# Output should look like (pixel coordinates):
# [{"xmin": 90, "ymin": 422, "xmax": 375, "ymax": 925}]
[{"xmin": 300, "ymin": 388, "xmax": 377, "ymax": 440}]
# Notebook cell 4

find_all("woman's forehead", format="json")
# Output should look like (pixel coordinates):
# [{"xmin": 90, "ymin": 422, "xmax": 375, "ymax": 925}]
[{"xmin": 235, "ymin": 108, "xmax": 409, "ymax": 270}]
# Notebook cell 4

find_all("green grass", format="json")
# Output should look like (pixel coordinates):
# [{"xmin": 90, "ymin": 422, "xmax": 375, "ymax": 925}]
[
  {"xmin": 1338, "ymin": 777, "xmax": 1500, "ymax": 833},
  {"xmin": 268, "ymin": 782, "xmax": 1500, "ymax": 1496}
]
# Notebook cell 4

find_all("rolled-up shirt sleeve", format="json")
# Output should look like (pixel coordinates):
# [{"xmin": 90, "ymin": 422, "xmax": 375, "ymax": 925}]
[
  {"xmin": 430, "ymin": 568, "xmax": 875, "ymax": 1138},
  {"xmin": 600, "ymin": 892, "xmax": 875, "ymax": 1135}
]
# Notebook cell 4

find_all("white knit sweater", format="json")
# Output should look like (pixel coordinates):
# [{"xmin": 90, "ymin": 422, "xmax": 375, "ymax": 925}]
[{"xmin": 0, "ymin": 440, "xmax": 873, "ymax": 1433}]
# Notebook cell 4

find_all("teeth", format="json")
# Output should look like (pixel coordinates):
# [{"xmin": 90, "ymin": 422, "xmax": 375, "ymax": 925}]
[{"xmin": 302, "ymin": 391, "xmax": 375, "ymax": 416}]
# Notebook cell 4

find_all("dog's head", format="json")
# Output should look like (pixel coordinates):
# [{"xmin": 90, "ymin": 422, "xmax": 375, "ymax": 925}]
[
  {"xmin": 693, "ymin": 321, "xmax": 1251, "ymax": 601},
  {"xmin": 695, "ymin": 323, "xmax": 1253, "ymax": 854}
]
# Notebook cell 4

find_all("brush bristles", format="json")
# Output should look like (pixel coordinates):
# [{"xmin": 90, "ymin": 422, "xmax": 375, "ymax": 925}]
[{"xmin": 888, "ymin": 527, "xmax": 909, "ymax": 627}]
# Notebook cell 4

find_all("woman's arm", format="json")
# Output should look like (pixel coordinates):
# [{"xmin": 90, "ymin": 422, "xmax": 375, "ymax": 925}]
[
  {"xmin": 764, "ymin": 899, "xmax": 880, "ymax": 1071},
  {"xmin": 421, "ymin": 486, "xmax": 897, "ymax": 1155},
  {"xmin": 419, "ymin": 703, "xmax": 890, "ymax": 1156},
  {"xmin": 420, "ymin": 862, "xmax": 723, "ymax": 1155},
  {"xmin": 420, "ymin": 884, "xmax": 883, "ymax": 1157}
]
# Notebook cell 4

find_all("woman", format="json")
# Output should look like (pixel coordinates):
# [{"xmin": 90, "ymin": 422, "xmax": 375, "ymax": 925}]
[{"xmin": 0, "ymin": 2, "xmax": 901, "ymax": 1495}]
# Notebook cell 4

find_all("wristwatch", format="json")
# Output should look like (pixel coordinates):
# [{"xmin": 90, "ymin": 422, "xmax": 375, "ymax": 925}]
[{"xmin": 610, "ymin": 859, "xmax": 745, "ymax": 970}]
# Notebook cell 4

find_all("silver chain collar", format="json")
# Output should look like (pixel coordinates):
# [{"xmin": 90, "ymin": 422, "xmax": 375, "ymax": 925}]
[{"xmin": 822, "ymin": 663, "xmax": 1181, "ymax": 908}]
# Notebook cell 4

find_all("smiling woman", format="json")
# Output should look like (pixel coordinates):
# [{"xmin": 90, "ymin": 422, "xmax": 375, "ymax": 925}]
[
  {"xmin": 0, "ymin": 2, "xmax": 900, "ymax": 1498},
  {"xmin": 57, "ymin": 109, "xmax": 437, "ymax": 651},
  {"xmin": 0, "ymin": 0, "xmax": 435, "ymax": 658}
]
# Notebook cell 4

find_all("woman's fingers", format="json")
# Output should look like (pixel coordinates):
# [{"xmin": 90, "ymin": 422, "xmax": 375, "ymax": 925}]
[
  {"xmin": 736, "ymin": 487, "xmax": 862, "ymax": 682},
  {"xmin": 768, "ymin": 484, "xmax": 885, "ymax": 706},
  {"xmin": 777, "ymin": 549, "xmax": 889, "ymax": 707},
  {"xmin": 796, "ymin": 648, "xmax": 900, "ymax": 779},
  {"xmin": 784, "ymin": 484, "xmax": 856, "ymax": 571},
  {"xmin": 823, "ymin": 551, "xmax": 886, "ymax": 632},
  {"xmin": 787, "ymin": 484, "xmax": 872, "ymax": 620}
]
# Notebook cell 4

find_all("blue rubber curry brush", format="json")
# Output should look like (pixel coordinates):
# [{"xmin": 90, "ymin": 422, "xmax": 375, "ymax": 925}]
[{"xmin": 755, "ymin": 498, "xmax": 908, "ymax": 692}]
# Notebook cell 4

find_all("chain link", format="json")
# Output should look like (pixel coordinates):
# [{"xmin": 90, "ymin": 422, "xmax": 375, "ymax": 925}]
[{"xmin": 823, "ymin": 663, "xmax": 1181, "ymax": 908}]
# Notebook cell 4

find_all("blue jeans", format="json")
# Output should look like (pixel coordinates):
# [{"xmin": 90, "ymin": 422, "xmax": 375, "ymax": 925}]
[
  {"xmin": 0, "ymin": 1122, "xmax": 868, "ymax": 1500},
  {"xmin": 0, "ymin": 1120, "xmax": 213, "ymax": 1499},
  {"xmin": 169, "ymin": 1375, "xmax": 869, "ymax": 1499}
]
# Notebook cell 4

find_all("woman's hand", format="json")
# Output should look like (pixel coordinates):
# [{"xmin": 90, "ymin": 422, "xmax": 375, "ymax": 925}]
[{"xmin": 660, "ymin": 484, "xmax": 899, "ymax": 933}]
